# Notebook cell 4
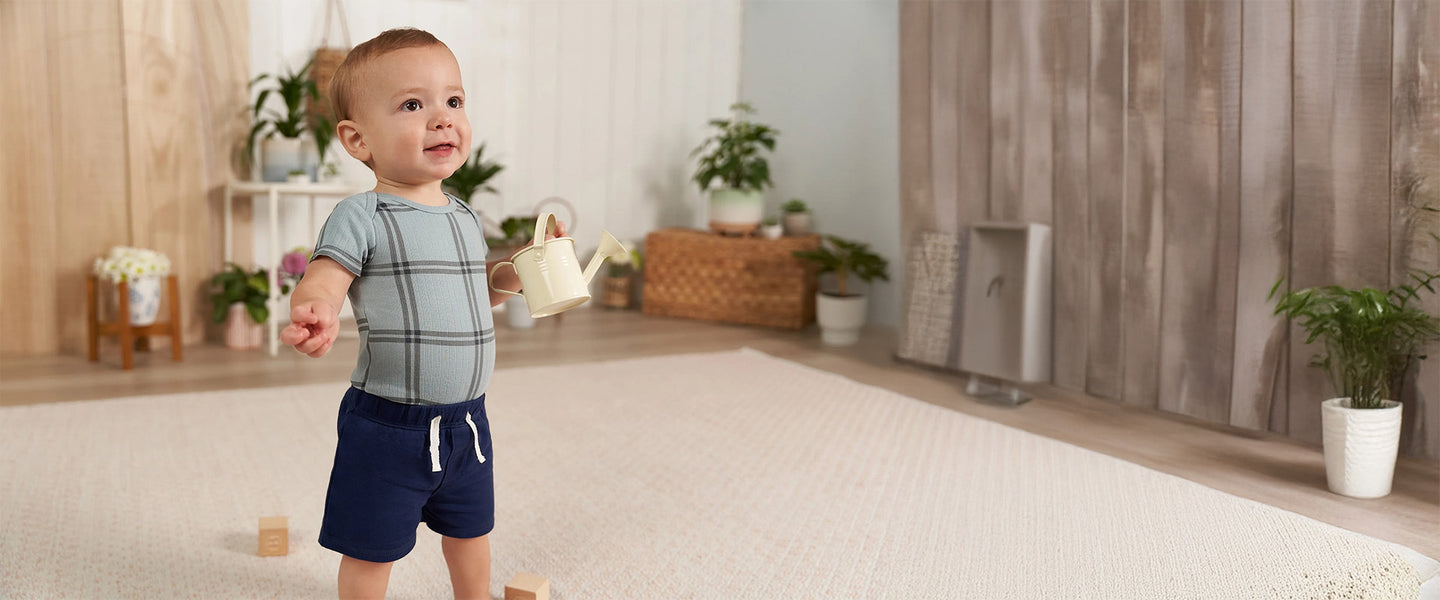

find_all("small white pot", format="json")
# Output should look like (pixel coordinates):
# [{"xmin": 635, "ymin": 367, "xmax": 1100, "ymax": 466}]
[
  {"xmin": 1320, "ymin": 397, "xmax": 1402, "ymax": 499},
  {"xmin": 760, "ymin": 224, "xmax": 783, "ymax": 239},
  {"xmin": 504, "ymin": 295, "xmax": 535, "ymax": 329},
  {"xmin": 815, "ymin": 292, "xmax": 867, "ymax": 346}
]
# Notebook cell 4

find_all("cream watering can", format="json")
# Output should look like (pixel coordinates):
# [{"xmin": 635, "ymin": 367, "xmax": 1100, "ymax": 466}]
[{"xmin": 488, "ymin": 213, "xmax": 630, "ymax": 318}]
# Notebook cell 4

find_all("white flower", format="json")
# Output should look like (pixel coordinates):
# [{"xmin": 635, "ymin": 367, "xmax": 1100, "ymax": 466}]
[{"xmin": 93, "ymin": 246, "xmax": 171, "ymax": 283}]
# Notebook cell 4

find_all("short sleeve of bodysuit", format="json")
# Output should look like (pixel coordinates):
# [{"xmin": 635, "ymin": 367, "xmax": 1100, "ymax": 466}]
[{"xmin": 311, "ymin": 194, "xmax": 376, "ymax": 276}]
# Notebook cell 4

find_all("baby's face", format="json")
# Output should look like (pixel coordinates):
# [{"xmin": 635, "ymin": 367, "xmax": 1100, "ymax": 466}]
[{"xmin": 351, "ymin": 45, "xmax": 471, "ymax": 186}]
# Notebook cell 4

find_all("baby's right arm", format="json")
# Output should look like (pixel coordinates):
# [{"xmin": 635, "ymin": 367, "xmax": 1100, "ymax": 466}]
[{"xmin": 279, "ymin": 257, "xmax": 356, "ymax": 358}]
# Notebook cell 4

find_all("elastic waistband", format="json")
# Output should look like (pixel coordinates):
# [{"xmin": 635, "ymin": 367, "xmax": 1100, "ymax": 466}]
[{"xmin": 346, "ymin": 387, "xmax": 487, "ymax": 429}]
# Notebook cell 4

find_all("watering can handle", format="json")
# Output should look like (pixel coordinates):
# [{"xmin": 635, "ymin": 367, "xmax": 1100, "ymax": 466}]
[
  {"xmin": 531, "ymin": 212, "xmax": 560, "ymax": 258},
  {"xmin": 488, "ymin": 262, "xmax": 523, "ymax": 296}
]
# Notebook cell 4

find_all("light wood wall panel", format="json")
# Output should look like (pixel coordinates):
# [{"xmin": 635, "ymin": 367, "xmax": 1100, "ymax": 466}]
[
  {"xmin": 1084, "ymin": 0, "xmax": 1125, "ymax": 399},
  {"xmin": 1051, "ymin": 0, "xmax": 1091, "ymax": 391},
  {"xmin": 1231, "ymin": 0, "xmax": 1293, "ymax": 433},
  {"xmin": 0, "ymin": 0, "xmax": 247, "ymax": 358},
  {"xmin": 898, "ymin": 0, "xmax": 933, "ymax": 351},
  {"xmin": 1157, "ymin": 0, "xmax": 1241, "ymax": 424},
  {"xmin": 1290, "ymin": 0, "xmax": 1394, "ymax": 446},
  {"xmin": 1119, "ymin": 0, "xmax": 1165, "ymax": 410},
  {"xmin": 1390, "ymin": 0, "xmax": 1440, "ymax": 459},
  {"xmin": 900, "ymin": 0, "xmax": 1440, "ymax": 458},
  {"xmin": 989, "ymin": 1, "xmax": 1054, "ymax": 225},
  {"xmin": 122, "ymin": 0, "xmax": 248, "ymax": 347},
  {"xmin": 0, "ymin": 0, "xmax": 62, "ymax": 355}
]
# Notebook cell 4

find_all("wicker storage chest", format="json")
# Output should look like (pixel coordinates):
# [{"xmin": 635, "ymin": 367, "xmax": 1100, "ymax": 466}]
[{"xmin": 643, "ymin": 229, "xmax": 820, "ymax": 329}]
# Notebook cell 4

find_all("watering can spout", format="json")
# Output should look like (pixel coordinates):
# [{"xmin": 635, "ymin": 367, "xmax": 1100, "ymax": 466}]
[{"xmin": 582, "ymin": 231, "xmax": 629, "ymax": 285}]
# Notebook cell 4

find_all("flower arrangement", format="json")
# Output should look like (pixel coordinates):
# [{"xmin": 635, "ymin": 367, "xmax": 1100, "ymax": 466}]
[
  {"xmin": 607, "ymin": 248, "xmax": 643, "ymax": 278},
  {"xmin": 93, "ymin": 246, "xmax": 171, "ymax": 283},
  {"xmin": 279, "ymin": 246, "xmax": 310, "ymax": 291}
]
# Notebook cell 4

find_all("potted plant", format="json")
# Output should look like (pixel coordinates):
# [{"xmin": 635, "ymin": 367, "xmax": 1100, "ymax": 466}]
[
  {"xmin": 793, "ymin": 235, "xmax": 890, "ymax": 346},
  {"xmin": 601, "ymin": 248, "xmax": 643, "ymax": 309},
  {"xmin": 310, "ymin": 114, "xmax": 338, "ymax": 182},
  {"xmin": 760, "ymin": 217, "xmax": 783, "ymax": 240},
  {"xmin": 210, "ymin": 263, "xmax": 286, "ymax": 350},
  {"xmin": 781, "ymin": 198, "xmax": 812, "ymax": 236},
  {"xmin": 93, "ymin": 246, "xmax": 171, "ymax": 326},
  {"xmin": 443, "ymin": 143, "xmax": 505, "ymax": 205},
  {"xmin": 1269, "ymin": 270, "xmax": 1440, "ymax": 498},
  {"xmin": 248, "ymin": 59, "xmax": 318, "ymax": 182},
  {"xmin": 691, "ymin": 102, "xmax": 778, "ymax": 235}
]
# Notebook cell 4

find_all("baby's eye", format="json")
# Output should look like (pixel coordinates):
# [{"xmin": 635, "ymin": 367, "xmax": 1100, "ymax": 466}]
[
  {"xmin": 402, "ymin": 100, "xmax": 420, "ymax": 112},
  {"xmin": 448, "ymin": 96, "xmax": 463, "ymax": 109}
]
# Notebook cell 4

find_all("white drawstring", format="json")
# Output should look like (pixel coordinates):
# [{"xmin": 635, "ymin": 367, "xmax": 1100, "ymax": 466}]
[
  {"xmin": 465, "ymin": 412, "xmax": 486, "ymax": 463},
  {"xmin": 429, "ymin": 416, "xmax": 442, "ymax": 472},
  {"xmin": 429, "ymin": 413, "xmax": 485, "ymax": 472}
]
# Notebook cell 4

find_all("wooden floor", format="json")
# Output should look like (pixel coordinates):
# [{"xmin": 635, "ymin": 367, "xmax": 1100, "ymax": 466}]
[{"xmin": 3, "ymin": 306, "xmax": 1437, "ymax": 558}]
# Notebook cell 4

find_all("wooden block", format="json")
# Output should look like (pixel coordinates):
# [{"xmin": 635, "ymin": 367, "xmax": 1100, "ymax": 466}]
[
  {"xmin": 504, "ymin": 572, "xmax": 549, "ymax": 600},
  {"xmin": 258, "ymin": 516, "xmax": 288, "ymax": 557}
]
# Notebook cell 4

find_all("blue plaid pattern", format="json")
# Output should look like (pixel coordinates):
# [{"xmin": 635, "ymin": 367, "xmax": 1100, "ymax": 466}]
[{"xmin": 312, "ymin": 192, "xmax": 495, "ymax": 405}]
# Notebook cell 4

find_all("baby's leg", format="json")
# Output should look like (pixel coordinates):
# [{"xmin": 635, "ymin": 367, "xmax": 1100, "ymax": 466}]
[
  {"xmin": 441, "ymin": 534, "xmax": 491, "ymax": 600},
  {"xmin": 338, "ymin": 555, "xmax": 393, "ymax": 599}
]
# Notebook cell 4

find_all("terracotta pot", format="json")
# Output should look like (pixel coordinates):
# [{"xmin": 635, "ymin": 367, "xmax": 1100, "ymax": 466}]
[{"xmin": 224, "ymin": 303, "xmax": 263, "ymax": 350}]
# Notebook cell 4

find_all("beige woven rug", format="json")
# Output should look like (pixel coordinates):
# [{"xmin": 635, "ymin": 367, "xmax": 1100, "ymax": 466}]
[{"xmin": 1, "ymin": 349, "xmax": 1435, "ymax": 599}]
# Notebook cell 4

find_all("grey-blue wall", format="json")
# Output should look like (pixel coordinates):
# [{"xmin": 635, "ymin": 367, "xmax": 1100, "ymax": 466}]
[{"xmin": 740, "ymin": 0, "xmax": 902, "ymax": 327}]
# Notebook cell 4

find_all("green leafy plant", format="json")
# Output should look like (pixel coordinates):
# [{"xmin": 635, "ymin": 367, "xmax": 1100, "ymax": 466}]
[
  {"xmin": 792, "ymin": 235, "xmax": 890, "ymax": 298},
  {"xmin": 310, "ymin": 113, "xmax": 335, "ymax": 171},
  {"xmin": 782, "ymin": 198, "xmax": 809, "ymax": 213},
  {"xmin": 690, "ymin": 102, "xmax": 778, "ymax": 194},
  {"xmin": 210, "ymin": 263, "xmax": 284, "ymax": 325},
  {"xmin": 444, "ymin": 143, "xmax": 505, "ymax": 204},
  {"xmin": 486, "ymin": 215, "xmax": 534, "ymax": 249},
  {"xmin": 762, "ymin": 216, "xmax": 780, "ymax": 227},
  {"xmin": 247, "ymin": 59, "xmax": 319, "ymax": 167},
  {"xmin": 1269, "ymin": 270, "xmax": 1440, "ymax": 409}
]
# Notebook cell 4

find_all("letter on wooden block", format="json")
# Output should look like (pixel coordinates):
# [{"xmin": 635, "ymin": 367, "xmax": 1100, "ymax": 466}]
[
  {"xmin": 258, "ymin": 516, "xmax": 288, "ymax": 557},
  {"xmin": 504, "ymin": 572, "xmax": 550, "ymax": 600}
]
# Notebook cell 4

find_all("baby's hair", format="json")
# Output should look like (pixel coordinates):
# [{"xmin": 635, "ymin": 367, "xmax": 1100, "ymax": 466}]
[{"xmin": 329, "ymin": 28, "xmax": 449, "ymax": 123}]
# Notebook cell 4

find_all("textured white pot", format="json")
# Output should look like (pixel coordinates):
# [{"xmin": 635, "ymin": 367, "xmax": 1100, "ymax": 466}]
[
  {"xmin": 815, "ymin": 293, "xmax": 867, "ymax": 346},
  {"xmin": 261, "ymin": 135, "xmax": 314, "ymax": 182},
  {"xmin": 1320, "ymin": 397, "xmax": 1402, "ymax": 499}
]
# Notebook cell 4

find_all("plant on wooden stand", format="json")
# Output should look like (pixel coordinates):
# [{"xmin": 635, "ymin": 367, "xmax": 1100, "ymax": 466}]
[
  {"xmin": 792, "ymin": 235, "xmax": 889, "ymax": 346},
  {"xmin": 691, "ymin": 102, "xmax": 778, "ymax": 235},
  {"xmin": 1269, "ymin": 268, "xmax": 1440, "ymax": 498}
]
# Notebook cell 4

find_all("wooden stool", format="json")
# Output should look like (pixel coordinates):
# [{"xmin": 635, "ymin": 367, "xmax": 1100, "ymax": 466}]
[{"xmin": 86, "ymin": 274, "xmax": 183, "ymax": 370}]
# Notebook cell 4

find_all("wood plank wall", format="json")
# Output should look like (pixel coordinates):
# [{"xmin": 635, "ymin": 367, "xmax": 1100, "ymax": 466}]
[
  {"xmin": 0, "ymin": 1, "xmax": 249, "ymax": 357},
  {"xmin": 900, "ymin": 0, "xmax": 1440, "ymax": 460}
]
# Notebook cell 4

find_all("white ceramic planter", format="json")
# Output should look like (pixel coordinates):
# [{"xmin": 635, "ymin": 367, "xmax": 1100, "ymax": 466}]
[
  {"xmin": 815, "ymin": 292, "xmax": 868, "ymax": 346},
  {"xmin": 760, "ymin": 224, "xmax": 783, "ymax": 239},
  {"xmin": 708, "ymin": 188, "xmax": 764, "ymax": 234},
  {"xmin": 125, "ymin": 276, "xmax": 163, "ymax": 326},
  {"xmin": 261, "ymin": 135, "xmax": 314, "ymax": 182},
  {"xmin": 1320, "ymin": 397, "xmax": 1402, "ymax": 499}
]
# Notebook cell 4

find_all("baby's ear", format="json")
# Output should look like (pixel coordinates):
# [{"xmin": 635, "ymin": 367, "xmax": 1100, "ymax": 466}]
[{"xmin": 336, "ymin": 120, "xmax": 371, "ymax": 164}]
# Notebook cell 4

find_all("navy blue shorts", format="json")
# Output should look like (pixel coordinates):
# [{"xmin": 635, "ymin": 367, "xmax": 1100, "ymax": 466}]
[{"xmin": 318, "ymin": 387, "xmax": 495, "ymax": 563}]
